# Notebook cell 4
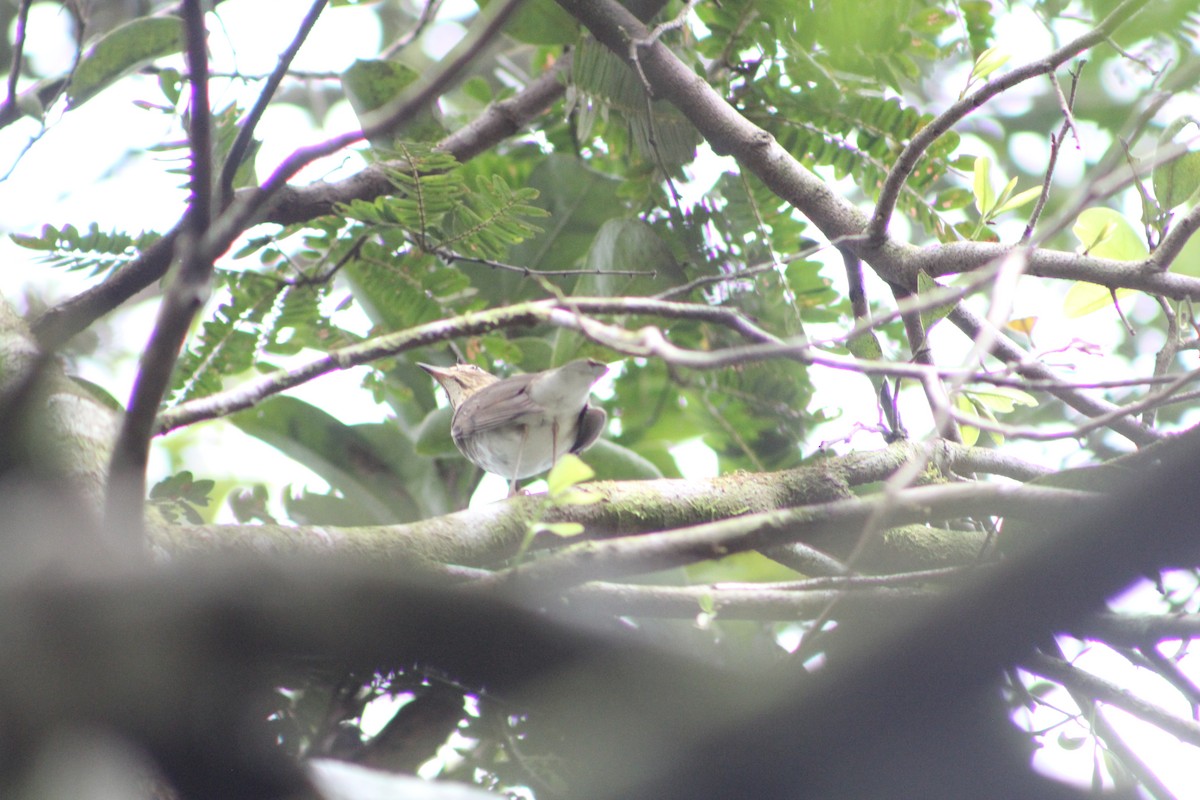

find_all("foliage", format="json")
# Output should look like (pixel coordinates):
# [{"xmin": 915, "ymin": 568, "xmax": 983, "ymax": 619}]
[{"xmin": 12, "ymin": 223, "xmax": 163, "ymax": 277}]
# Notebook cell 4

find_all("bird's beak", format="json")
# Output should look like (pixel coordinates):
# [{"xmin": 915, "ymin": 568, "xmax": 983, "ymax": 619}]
[{"xmin": 417, "ymin": 363, "xmax": 450, "ymax": 380}]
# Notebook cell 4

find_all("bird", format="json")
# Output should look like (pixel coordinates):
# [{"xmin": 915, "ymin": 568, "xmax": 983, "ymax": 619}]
[{"xmin": 418, "ymin": 358, "xmax": 608, "ymax": 495}]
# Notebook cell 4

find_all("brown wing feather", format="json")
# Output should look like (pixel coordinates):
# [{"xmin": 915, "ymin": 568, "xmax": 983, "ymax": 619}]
[{"xmin": 450, "ymin": 375, "xmax": 542, "ymax": 439}]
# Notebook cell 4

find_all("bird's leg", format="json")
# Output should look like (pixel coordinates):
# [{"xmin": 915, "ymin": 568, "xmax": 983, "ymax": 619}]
[
  {"xmin": 550, "ymin": 418, "xmax": 560, "ymax": 470},
  {"xmin": 508, "ymin": 424, "xmax": 529, "ymax": 497}
]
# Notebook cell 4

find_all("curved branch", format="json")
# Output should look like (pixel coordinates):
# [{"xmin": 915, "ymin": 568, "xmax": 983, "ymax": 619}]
[
  {"xmin": 867, "ymin": 0, "xmax": 1150, "ymax": 243},
  {"xmin": 921, "ymin": 240, "xmax": 1200, "ymax": 300},
  {"xmin": 153, "ymin": 297, "xmax": 778, "ymax": 432}
]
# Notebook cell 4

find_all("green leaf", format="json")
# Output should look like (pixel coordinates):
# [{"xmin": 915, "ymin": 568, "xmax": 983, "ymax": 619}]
[
  {"xmin": 992, "ymin": 185, "xmax": 1042, "ymax": 216},
  {"xmin": 553, "ymin": 488, "xmax": 605, "ymax": 506},
  {"xmin": 68, "ymin": 17, "xmax": 184, "ymax": 108},
  {"xmin": 993, "ymin": 175, "xmax": 1018, "ymax": 211},
  {"xmin": 1062, "ymin": 282, "xmax": 1129, "ymax": 318},
  {"xmin": 531, "ymin": 521, "xmax": 585, "ymax": 538},
  {"xmin": 916, "ymin": 270, "xmax": 956, "ymax": 332},
  {"xmin": 961, "ymin": 385, "xmax": 1037, "ymax": 414},
  {"xmin": 230, "ymin": 396, "xmax": 429, "ymax": 523},
  {"xmin": 972, "ymin": 156, "xmax": 994, "ymax": 215},
  {"xmin": 1064, "ymin": 208, "xmax": 1144, "ymax": 317},
  {"xmin": 954, "ymin": 393, "xmax": 980, "ymax": 447},
  {"xmin": 413, "ymin": 405, "xmax": 457, "ymax": 457},
  {"xmin": 1071, "ymin": 208, "xmax": 1148, "ymax": 261},
  {"xmin": 577, "ymin": 218, "xmax": 687, "ymax": 296},
  {"xmin": 546, "ymin": 454, "xmax": 594, "ymax": 496},
  {"xmin": 582, "ymin": 438, "xmax": 664, "ymax": 481},
  {"xmin": 968, "ymin": 46, "xmax": 1010, "ymax": 83},
  {"xmin": 342, "ymin": 59, "xmax": 444, "ymax": 143},
  {"xmin": 1153, "ymin": 118, "xmax": 1200, "ymax": 210},
  {"xmin": 483, "ymin": 0, "xmax": 577, "ymax": 44},
  {"xmin": 847, "ymin": 330, "xmax": 884, "ymax": 360}
]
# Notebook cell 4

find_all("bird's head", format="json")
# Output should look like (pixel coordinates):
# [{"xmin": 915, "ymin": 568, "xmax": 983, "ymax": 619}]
[{"xmin": 418, "ymin": 362, "xmax": 499, "ymax": 410}]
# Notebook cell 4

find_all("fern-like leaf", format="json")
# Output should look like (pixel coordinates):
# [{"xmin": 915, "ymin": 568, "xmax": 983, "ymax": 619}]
[{"xmin": 11, "ymin": 223, "xmax": 161, "ymax": 277}]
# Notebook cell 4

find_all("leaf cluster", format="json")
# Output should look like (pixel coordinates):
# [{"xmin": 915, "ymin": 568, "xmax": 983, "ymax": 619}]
[{"xmin": 12, "ymin": 223, "xmax": 162, "ymax": 278}]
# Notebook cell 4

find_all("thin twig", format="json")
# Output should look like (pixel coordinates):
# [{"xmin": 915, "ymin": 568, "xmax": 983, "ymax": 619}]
[
  {"xmin": 1020, "ymin": 64, "xmax": 1084, "ymax": 244},
  {"xmin": 219, "ymin": 0, "xmax": 329, "ymax": 205},
  {"xmin": 1, "ymin": 0, "xmax": 33, "ymax": 116},
  {"xmin": 382, "ymin": 0, "xmax": 447, "ymax": 58},
  {"xmin": 436, "ymin": 248, "xmax": 655, "ymax": 277}
]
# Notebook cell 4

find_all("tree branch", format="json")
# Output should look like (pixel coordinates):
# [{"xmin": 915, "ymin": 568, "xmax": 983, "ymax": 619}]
[
  {"xmin": 867, "ymin": 0, "xmax": 1150, "ymax": 243},
  {"xmin": 152, "ymin": 439, "xmax": 1047, "ymax": 569},
  {"xmin": 104, "ymin": 1, "xmax": 217, "ymax": 542},
  {"xmin": 218, "ymin": 0, "xmax": 329, "ymax": 205},
  {"xmin": 1024, "ymin": 650, "xmax": 1200, "ymax": 748},
  {"xmin": 30, "ymin": 0, "xmax": 555, "ymax": 350},
  {"xmin": 475, "ymin": 482, "xmax": 1089, "ymax": 593},
  {"xmin": 554, "ymin": 0, "xmax": 1168, "ymax": 447}
]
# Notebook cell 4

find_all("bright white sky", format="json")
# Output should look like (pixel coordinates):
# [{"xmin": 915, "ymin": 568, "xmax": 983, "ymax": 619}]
[{"xmin": 2, "ymin": 1, "xmax": 1198, "ymax": 795}]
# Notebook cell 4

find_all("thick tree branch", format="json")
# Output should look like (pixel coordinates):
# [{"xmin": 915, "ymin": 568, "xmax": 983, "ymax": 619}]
[
  {"xmin": 153, "ymin": 440, "xmax": 1046, "ymax": 569},
  {"xmin": 475, "ymin": 482, "xmax": 1087, "ymax": 593}
]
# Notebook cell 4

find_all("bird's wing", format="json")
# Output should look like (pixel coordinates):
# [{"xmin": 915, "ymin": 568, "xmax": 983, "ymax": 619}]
[{"xmin": 451, "ymin": 377, "xmax": 542, "ymax": 438}]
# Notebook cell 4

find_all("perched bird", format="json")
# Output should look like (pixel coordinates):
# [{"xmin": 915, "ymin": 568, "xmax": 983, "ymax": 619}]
[{"xmin": 419, "ymin": 359, "xmax": 608, "ymax": 495}]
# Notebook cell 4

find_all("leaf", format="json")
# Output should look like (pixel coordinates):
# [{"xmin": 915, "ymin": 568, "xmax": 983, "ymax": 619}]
[
  {"xmin": 993, "ymin": 175, "xmax": 1018, "ymax": 211},
  {"xmin": 483, "ymin": 0, "xmax": 577, "ymax": 44},
  {"xmin": 1071, "ymin": 208, "xmax": 1148, "ymax": 261},
  {"xmin": 1064, "ymin": 208, "xmax": 1145, "ymax": 317},
  {"xmin": 1153, "ymin": 118, "xmax": 1200, "ymax": 210},
  {"xmin": 68, "ymin": 17, "xmax": 184, "ymax": 108},
  {"xmin": 972, "ymin": 156, "xmax": 994, "ymax": 215},
  {"xmin": 969, "ymin": 46, "xmax": 1010, "ymax": 83},
  {"xmin": 532, "ymin": 521, "xmax": 586, "ymax": 537},
  {"xmin": 1005, "ymin": 316, "xmax": 1037, "ymax": 338},
  {"xmin": 847, "ymin": 330, "xmax": 884, "ymax": 360},
  {"xmin": 413, "ymin": 406, "xmax": 457, "ymax": 457},
  {"xmin": 577, "ymin": 218, "xmax": 687, "ymax": 296},
  {"xmin": 954, "ymin": 393, "xmax": 980, "ymax": 447},
  {"xmin": 583, "ymin": 438, "xmax": 665, "ymax": 481},
  {"xmin": 230, "ymin": 396, "xmax": 427, "ymax": 523},
  {"xmin": 993, "ymin": 185, "xmax": 1041, "ymax": 216},
  {"xmin": 961, "ymin": 385, "xmax": 1037, "ymax": 414},
  {"xmin": 546, "ymin": 453, "xmax": 594, "ymax": 496},
  {"xmin": 1062, "ymin": 281, "xmax": 1130, "ymax": 318},
  {"xmin": 1057, "ymin": 731, "xmax": 1088, "ymax": 751},
  {"xmin": 916, "ymin": 270, "xmax": 956, "ymax": 332},
  {"xmin": 341, "ymin": 59, "xmax": 444, "ymax": 142}
]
